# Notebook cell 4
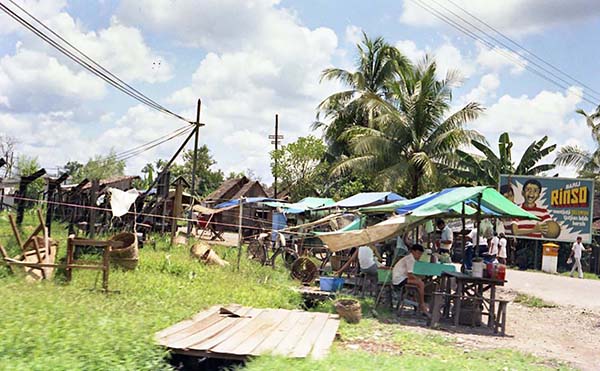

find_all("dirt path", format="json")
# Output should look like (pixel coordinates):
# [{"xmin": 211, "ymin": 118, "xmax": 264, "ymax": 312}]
[
  {"xmin": 455, "ymin": 289, "xmax": 600, "ymax": 371},
  {"xmin": 505, "ymin": 269, "xmax": 600, "ymax": 311}
]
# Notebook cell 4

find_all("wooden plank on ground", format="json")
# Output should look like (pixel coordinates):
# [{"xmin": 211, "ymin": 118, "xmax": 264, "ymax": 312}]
[
  {"xmin": 230, "ymin": 309, "xmax": 291, "ymax": 356},
  {"xmin": 290, "ymin": 312, "xmax": 331, "ymax": 358},
  {"xmin": 158, "ymin": 305, "xmax": 241, "ymax": 345},
  {"xmin": 189, "ymin": 308, "xmax": 263, "ymax": 351},
  {"xmin": 211, "ymin": 309, "xmax": 284, "ymax": 355},
  {"xmin": 168, "ymin": 306, "xmax": 255, "ymax": 350},
  {"xmin": 251, "ymin": 310, "xmax": 302, "ymax": 355},
  {"xmin": 310, "ymin": 316, "xmax": 340, "ymax": 359},
  {"xmin": 155, "ymin": 306, "xmax": 219, "ymax": 344},
  {"xmin": 272, "ymin": 311, "xmax": 316, "ymax": 357}
]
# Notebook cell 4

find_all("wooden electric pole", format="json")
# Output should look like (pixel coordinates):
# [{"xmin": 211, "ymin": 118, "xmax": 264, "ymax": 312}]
[{"xmin": 269, "ymin": 114, "xmax": 283, "ymax": 199}]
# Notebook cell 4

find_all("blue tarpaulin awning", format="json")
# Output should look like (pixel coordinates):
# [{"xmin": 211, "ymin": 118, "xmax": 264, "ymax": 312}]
[{"xmin": 328, "ymin": 192, "xmax": 405, "ymax": 209}]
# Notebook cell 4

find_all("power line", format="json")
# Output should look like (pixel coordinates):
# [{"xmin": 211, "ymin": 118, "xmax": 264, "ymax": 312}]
[
  {"xmin": 115, "ymin": 126, "xmax": 195, "ymax": 161},
  {"xmin": 114, "ymin": 125, "xmax": 193, "ymax": 159},
  {"xmin": 0, "ymin": 1, "xmax": 194, "ymax": 123},
  {"xmin": 443, "ymin": 0, "xmax": 600, "ymax": 99},
  {"xmin": 409, "ymin": 0, "xmax": 600, "ymax": 106}
]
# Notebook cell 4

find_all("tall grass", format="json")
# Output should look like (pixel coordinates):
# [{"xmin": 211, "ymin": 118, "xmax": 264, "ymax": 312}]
[{"xmin": 0, "ymin": 211, "xmax": 573, "ymax": 370}]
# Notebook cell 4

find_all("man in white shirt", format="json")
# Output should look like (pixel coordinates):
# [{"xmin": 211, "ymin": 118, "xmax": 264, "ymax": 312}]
[
  {"xmin": 392, "ymin": 244, "xmax": 428, "ymax": 314},
  {"xmin": 467, "ymin": 226, "xmax": 488, "ymax": 257},
  {"xmin": 358, "ymin": 245, "xmax": 383, "ymax": 277},
  {"xmin": 569, "ymin": 236, "xmax": 589, "ymax": 279},
  {"xmin": 489, "ymin": 233, "xmax": 499, "ymax": 262},
  {"xmin": 436, "ymin": 219, "xmax": 453, "ymax": 256},
  {"xmin": 497, "ymin": 233, "xmax": 508, "ymax": 265}
]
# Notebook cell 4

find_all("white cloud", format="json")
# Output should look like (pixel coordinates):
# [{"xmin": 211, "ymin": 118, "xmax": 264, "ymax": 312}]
[
  {"xmin": 462, "ymin": 73, "xmax": 500, "ymax": 104},
  {"xmin": 149, "ymin": 0, "xmax": 341, "ymax": 181},
  {"xmin": 2, "ymin": 1, "xmax": 172, "ymax": 84},
  {"xmin": 399, "ymin": 0, "xmax": 600, "ymax": 35},
  {"xmin": 395, "ymin": 40, "xmax": 426, "ymax": 63},
  {"xmin": 395, "ymin": 40, "xmax": 474, "ymax": 80},
  {"xmin": 345, "ymin": 25, "xmax": 363, "ymax": 45},
  {"xmin": 435, "ymin": 42, "xmax": 475, "ymax": 79},
  {"xmin": 476, "ymin": 42, "xmax": 527, "ymax": 75},
  {"xmin": 0, "ymin": 45, "xmax": 106, "ymax": 112},
  {"xmin": 0, "ymin": 0, "xmax": 65, "ymax": 35},
  {"xmin": 467, "ymin": 86, "xmax": 595, "ymax": 173},
  {"xmin": 118, "ymin": 0, "xmax": 287, "ymax": 51}
]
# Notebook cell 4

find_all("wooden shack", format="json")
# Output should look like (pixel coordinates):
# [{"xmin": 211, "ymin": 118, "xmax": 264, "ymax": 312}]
[{"xmin": 202, "ymin": 177, "xmax": 271, "ymax": 235}]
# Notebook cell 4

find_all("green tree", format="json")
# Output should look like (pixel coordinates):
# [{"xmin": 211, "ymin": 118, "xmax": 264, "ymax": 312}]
[
  {"xmin": 314, "ymin": 32, "xmax": 410, "ymax": 157},
  {"xmin": 17, "ymin": 155, "xmax": 44, "ymax": 200},
  {"xmin": 454, "ymin": 132, "xmax": 556, "ymax": 187},
  {"xmin": 167, "ymin": 145, "xmax": 224, "ymax": 197},
  {"xmin": 271, "ymin": 136, "xmax": 329, "ymax": 200},
  {"xmin": 140, "ymin": 163, "xmax": 155, "ymax": 188},
  {"xmin": 71, "ymin": 151, "xmax": 125, "ymax": 182},
  {"xmin": 332, "ymin": 56, "xmax": 484, "ymax": 198},
  {"xmin": 554, "ymin": 105, "xmax": 600, "ymax": 178}
]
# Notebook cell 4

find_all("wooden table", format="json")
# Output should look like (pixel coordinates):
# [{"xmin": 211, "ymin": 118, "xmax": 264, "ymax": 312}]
[{"xmin": 439, "ymin": 271, "xmax": 506, "ymax": 330}]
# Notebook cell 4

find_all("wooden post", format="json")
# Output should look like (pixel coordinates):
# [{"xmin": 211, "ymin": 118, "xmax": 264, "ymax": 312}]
[
  {"xmin": 461, "ymin": 202, "xmax": 466, "ymax": 264},
  {"xmin": 236, "ymin": 198, "xmax": 244, "ymax": 271},
  {"xmin": 66, "ymin": 236, "xmax": 74, "ymax": 282},
  {"xmin": 102, "ymin": 245, "xmax": 111, "ymax": 292},
  {"xmin": 89, "ymin": 179, "xmax": 99, "ymax": 239},
  {"xmin": 170, "ymin": 177, "xmax": 185, "ymax": 245},
  {"xmin": 475, "ymin": 194, "xmax": 482, "ymax": 257}
]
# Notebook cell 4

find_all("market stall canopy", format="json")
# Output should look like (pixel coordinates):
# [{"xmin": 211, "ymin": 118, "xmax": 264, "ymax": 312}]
[
  {"xmin": 318, "ymin": 187, "xmax": 539, "ymax": 252},
  {"xmin": 317, "ymin": 215, "xmax": 412, "ymax": 252},
  {"xmin": 408, "ymin": 186, "xmax": 540, "ymax": 220},
  {"xmin": 359, "ymin": 190, "xmax": 450, "ymax": 214},
  {"xmin": 324, "ymin": 192, "xmax": 405, "ymax": 209},
  {"xmin": 263, "ymin": 197, "xmax": 335, "ymax": 214}
]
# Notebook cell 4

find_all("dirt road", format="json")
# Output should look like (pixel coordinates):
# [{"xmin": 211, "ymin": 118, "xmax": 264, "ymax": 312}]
[{"xmin": 505, "ymin": 269, "xmax": 600, "ymax": 311}]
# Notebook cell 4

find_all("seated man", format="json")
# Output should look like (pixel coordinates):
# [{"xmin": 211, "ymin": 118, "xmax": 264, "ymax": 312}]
[
  {"xmin": 392, "ymin": 244, "xmax": 429, "ymax": 314},
  {"xmin": 358, "ymin": 244, "xmax": 383, "ymax": 278}
]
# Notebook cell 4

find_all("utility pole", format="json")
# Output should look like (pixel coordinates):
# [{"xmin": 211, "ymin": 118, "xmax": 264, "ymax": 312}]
[
  {"xmin": 268, "ymin": 114, "xmax": 283, "ymax": 199},
  {"xmin": 187, "ymin": 98, "xmax": 204, "ymax": 236}
]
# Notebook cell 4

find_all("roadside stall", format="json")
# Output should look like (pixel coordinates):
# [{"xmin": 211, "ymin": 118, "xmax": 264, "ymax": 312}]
[{"xmin": 316, "ymin": 186, "xmax": 539, "ymax": 334}]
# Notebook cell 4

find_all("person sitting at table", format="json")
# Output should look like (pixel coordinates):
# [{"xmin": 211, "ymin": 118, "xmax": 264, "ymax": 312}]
[
  {"xmin": 392, "ymin": 244, "xmax": 429, "ymax": 315},
  {"xmin": 358, "ymin": 244, "xmax": 384, "ymax": 278}
]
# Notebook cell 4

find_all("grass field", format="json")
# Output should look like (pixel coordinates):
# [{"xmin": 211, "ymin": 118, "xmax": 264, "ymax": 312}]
[{"xmin": 0, "ymin": 211, "xmax": 574, "ymax": 370}]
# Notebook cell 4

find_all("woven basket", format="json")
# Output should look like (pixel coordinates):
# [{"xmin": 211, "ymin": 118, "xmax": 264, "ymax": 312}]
[
  {"xmin": 290, "ymin": 257, "xmax": 318, "ymax": 284},
  {"xmin": 334, "ymin": 299, "xmax": 362, "ymax": 324},
  {"xmin": 109, "ymin": 232, "xmax": 139, "ymax": 270}
]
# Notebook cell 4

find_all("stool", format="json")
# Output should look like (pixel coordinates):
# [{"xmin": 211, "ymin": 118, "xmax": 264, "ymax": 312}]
[
  {"xmin": 494, "ymin": 300, "xmax": 509, "ymax": 336},
  {"xmin": 355, "ymin": 272, "xmax": 377, "ymax": 297},
  {"xmin": 394, "ymin": 281, "xmax": 419, "ymax": 315}
]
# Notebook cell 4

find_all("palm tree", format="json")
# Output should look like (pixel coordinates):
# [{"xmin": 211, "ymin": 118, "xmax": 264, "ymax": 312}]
[
  {"xmin": 332, "ymin": 57, "xmax": 484, "ymax": 198},
  {"xmin": 554, "ymin": 105, "xmax": 600, "ymax": 176},
  {"xmin": 454, "ymin": 132, "xmax": 556, "ymax": 187},
  {"xmin": 314, "ymin": 32, "xmax": 411, "ymax": 157}
]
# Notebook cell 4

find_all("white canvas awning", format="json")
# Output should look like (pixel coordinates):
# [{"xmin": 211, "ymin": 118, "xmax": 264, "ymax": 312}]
[{"xmin": 316, "ymin": 215, "xmax": 417, "ymax": 252}]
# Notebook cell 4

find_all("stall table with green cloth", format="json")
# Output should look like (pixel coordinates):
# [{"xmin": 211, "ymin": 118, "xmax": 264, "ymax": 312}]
[{"xmin": 377, "ymin": 261, "xmax": 456, "ymax": 283}]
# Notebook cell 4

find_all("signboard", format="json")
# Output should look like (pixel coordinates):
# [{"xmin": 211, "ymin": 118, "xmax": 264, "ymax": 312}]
[{"xmin": 499, "ymin": 175, "xmax": 594, "ymax": 243}]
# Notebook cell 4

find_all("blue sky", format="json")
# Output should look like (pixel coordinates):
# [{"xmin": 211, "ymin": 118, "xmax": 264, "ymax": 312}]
[{"xmin": 1, "ymin": 0, "xmax": 600, "ymax": 182}]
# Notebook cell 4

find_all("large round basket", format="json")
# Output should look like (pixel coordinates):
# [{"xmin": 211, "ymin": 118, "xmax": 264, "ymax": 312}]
[
  {"xmin": 334, "ymin": 299, "xmax": 362, "ymax": 324},
  {"xmin": 109, "ymin": 232, "xmax": 139, "ymax": 270}
]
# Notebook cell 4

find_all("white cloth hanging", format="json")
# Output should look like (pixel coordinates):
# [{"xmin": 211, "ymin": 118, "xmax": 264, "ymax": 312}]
[{"xmin": 108, "ymin": 188, "xmax": 139, "ymax": 217}]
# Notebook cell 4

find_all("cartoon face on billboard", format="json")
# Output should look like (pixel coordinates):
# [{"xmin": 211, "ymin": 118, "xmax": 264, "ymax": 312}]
[{"xmin": 499, "ymin": 175, "xmax": 594, "ymax": 243}]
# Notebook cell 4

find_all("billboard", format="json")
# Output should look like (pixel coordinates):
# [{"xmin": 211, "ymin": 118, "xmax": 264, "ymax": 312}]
[{"xmin": 498, "ymin": 175, "xmax": 594, "ymax": 243}]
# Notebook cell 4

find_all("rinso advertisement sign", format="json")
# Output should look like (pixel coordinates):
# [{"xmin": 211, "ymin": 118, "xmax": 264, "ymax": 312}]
[{"xmin": 498, "ymin": 175, "xmax": 594, "ymax": 243}]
